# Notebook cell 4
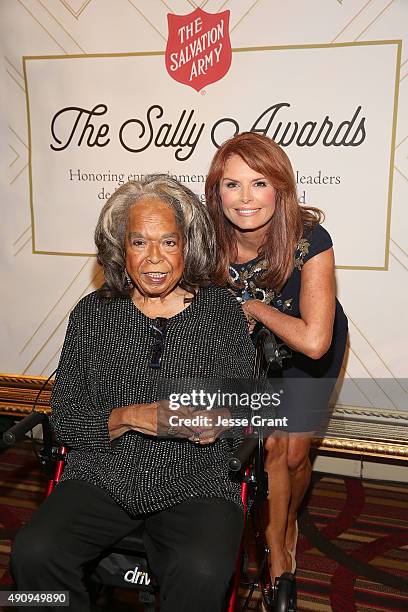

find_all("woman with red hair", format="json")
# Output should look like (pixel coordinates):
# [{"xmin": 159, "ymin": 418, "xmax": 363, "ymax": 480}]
[{"xmin": 205, "ymin": 132, "xmax": 348, "ymax": 582}]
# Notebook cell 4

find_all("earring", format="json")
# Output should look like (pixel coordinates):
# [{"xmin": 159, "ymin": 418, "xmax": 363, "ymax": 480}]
[{"xmin": 124, "ymin": 269, "xmax": 133, "ymax": 287}]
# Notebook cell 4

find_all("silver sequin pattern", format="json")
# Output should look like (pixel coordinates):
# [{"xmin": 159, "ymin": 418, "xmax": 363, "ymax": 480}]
[{"xmin": 50, "ymin": 286, "xmax": 255, "ymax": 516}]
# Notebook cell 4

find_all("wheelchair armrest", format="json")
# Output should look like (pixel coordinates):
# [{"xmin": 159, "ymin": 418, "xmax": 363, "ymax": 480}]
[
  {"xmin": 252, "ymin": 324, "xmax": 292, "ymax": 370},
  {"xmin": 2, "ymin": 411, "xmax": 52, "ymax": 448},
  {"xmin": 229, "ymin": 436, "xmax": 259, "ymax": 472}
]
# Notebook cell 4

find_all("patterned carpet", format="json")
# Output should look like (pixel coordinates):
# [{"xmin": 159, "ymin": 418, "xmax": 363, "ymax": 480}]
[
  {"xmin": 296, "ymin": 474, "xmax": 408, "ymax": 611},
  {"xmin": 0, "ymin": 440, "xmax": 407, "ymax": 611}
]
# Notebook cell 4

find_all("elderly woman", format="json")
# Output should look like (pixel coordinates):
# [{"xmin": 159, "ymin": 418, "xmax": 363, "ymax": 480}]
[
  {"xmin": 205, "ymin": 133, "xmax": 348, "ymax": 583},
  {"xmin": 11, "ymin": 175, "xmax": 255, "ymax": 612}
]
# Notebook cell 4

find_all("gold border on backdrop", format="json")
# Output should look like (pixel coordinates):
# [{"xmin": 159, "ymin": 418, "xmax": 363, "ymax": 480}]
[
  {"xmin": 313, "ymin": 437, "xmax": 408, "ymax": 459},
  {"xmin": 1, "ymin": 374, "xmax": 406, "ymax": 459},
  {"xmin": 0, "ymin": 373, "xmax": 52, "ymax": 415},
  {"xmin": 23, "ymin": 40, "xmax": 401, "ymax": 267}
]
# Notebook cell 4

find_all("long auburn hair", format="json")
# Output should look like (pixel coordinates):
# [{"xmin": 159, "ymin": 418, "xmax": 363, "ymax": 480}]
[{"xmin": 205, "ymin": 132, "xmax": 323, "ymax": 292}]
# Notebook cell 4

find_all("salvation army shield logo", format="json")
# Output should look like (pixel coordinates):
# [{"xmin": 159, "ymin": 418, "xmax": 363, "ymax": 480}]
[{"xmin": 165, "ymin": 8, "xmax": 231, "ymax": 92}]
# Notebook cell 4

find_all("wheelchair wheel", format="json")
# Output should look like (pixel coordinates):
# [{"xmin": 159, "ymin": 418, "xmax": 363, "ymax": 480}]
[{"xmin": 274, "ymin": 573, "xmax": 296, "ymax": 612}]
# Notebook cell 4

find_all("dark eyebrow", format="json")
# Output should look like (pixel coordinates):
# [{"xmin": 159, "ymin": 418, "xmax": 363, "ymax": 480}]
[{"xmin": 222, "ymin": 176, "xmax": 267, "ymax": 182}]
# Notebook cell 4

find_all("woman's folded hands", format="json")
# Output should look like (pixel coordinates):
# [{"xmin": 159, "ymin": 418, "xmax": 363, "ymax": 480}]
[{"xmin": 108, "ymin": 401, "xmax": 233, "ymax": 445}]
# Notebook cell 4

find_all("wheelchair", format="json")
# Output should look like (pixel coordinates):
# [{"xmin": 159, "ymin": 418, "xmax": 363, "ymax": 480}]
[{"xmin": 2, "ymin": 327, "xmax": 296, "ymax": 611}]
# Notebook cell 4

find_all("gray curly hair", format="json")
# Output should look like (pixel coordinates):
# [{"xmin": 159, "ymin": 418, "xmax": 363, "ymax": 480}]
[{"xmin": 95, "ymin": 174, "xmax": 217, "ymax": 298}]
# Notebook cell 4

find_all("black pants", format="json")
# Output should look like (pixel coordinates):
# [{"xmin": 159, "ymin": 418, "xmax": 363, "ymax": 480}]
[{"xmin": 10, "ymin": 480, "xmax": 243, "ymax": 612}]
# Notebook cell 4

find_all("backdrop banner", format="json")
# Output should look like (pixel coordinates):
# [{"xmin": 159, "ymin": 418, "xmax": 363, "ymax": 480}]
[{"xmin": 25, "ymin": 41, "xmax": 399, "ymax": 267}]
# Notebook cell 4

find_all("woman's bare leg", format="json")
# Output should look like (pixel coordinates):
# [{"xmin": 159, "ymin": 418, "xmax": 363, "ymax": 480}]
[
  {"xmin": 263, "ymin": 431, "xmax": 292, "ymax": 581},
  {"xmin": 285, "ymin": 434, "xmax": 313, "ymax": 554}
]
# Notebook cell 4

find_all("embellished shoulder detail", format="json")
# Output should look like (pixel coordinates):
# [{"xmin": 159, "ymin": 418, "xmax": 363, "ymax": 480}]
[
  {"xmin": 296, "ymin": 223, "xmax": 333, "ymax": 268},
  {"xmin": 294, "ymin": 237, "xmax": 311, "ymax": 270}
]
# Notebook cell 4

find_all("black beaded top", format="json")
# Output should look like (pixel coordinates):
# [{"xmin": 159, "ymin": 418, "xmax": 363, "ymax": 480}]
[{"xmin": 50, "ymin": 286, "xmax": 254, "ymax": 516}]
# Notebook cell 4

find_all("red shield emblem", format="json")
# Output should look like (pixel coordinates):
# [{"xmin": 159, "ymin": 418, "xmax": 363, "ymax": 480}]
[{"xmin": 165, "ymin": 8, "xmax": 231, "ymax": 92}]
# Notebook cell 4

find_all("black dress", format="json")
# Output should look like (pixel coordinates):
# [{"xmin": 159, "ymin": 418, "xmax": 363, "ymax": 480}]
[{"xmin": 229, "ymin": 224, "xmax": 348, "ymax": 433}]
